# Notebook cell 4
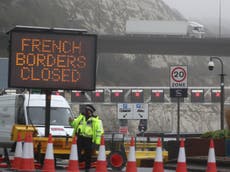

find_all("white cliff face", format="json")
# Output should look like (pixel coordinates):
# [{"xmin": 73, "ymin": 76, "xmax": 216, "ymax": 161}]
[
  {"xmin": 71, "ymin": 103, "xmax": 223, "ymax": 134},
  {"xmin": 148, "ymin": 104, "xmax": 220, "ymax": 133},
  {"xmin": 55, "ymin": 0, "xmax": 183, "ymax": 34},
  {"xmin": 70, "ymin": 94, "xmax": 226, "ymax": 135}
]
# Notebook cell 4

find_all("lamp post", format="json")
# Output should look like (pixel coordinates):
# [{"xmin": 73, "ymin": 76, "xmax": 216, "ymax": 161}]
[
  {"xmin": 219, "ymin": 0, "xmax": 222, "ymax": 37},
  {"xmin": 208, "ymin": 56, "xmax": 225, "ymax": 130}
]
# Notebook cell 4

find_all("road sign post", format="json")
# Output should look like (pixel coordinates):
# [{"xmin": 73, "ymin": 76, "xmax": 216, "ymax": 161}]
[{"xmin": 170, "ymin": 65, "xmax": 188, "ymax": 141}]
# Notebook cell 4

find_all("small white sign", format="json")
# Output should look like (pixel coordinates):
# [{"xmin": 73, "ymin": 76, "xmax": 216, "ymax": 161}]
[
  {"xmin": 119, "ymin": 126, "xmax": 129, "ymax": 134},
  {"xmin": 50, "ymin": 126, "xmax": 66, "ymax": 136},
  {"xmin": 118, "ymin": 103, "xmax": 133, "ymax": 119},
  {"xmin": 133, "ymin": 103, "xmax": 148, "ymax": 119}
]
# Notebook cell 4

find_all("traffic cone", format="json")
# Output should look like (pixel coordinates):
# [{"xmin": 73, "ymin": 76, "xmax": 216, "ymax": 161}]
[
  {"xmin": 42, "ymin": 134, "xmax": 55, "ymax": 172},
  {"xmin": 67, "ymin": 136, "xmax": 80, "ymax": 172},
  {"xmin": 153, "ymin": 137, "xmax": 164, "ymax": 172},
  {"xmin": 176, "ymin": 138, "xmax": 187, "ymax": 172},
  {"xmin": 96, "ymin": 136, "xmax": 107, "ymax": 172},
  {"xmin": 20, "ymin": 132, "xmax": 35, "ymax": 171},
  {"xmin": 12, "ymin": 132, "xmax": 23, "ymax": 170},
  {"xmin": 126, "ymin": 137, "xmax": 137, "ymax": 172},
  {"xmin": 206, "ymin": 139, "xmax": 217, "ymax": 172}
]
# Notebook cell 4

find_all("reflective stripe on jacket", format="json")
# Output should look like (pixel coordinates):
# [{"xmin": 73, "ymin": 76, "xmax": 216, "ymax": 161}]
[{"xmin": 92, "ymin": 116, "xmax": 104, "ymax": 145}]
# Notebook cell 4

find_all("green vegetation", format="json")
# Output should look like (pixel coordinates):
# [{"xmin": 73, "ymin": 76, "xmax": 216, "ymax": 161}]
[{"xmin": 201, "ymin": 129, "xmax": 230, "ymax": 139}]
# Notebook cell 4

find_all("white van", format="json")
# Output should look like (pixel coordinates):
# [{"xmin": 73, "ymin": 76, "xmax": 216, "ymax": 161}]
[{"xmin": 0, "ymin": 93, "xmax": 74, "ymax": 142}]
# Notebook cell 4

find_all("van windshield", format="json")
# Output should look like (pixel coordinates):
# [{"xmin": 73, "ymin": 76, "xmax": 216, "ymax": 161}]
[{"xmin": 27, "ymin": 107, "xmax": 72, "ymax": 126}]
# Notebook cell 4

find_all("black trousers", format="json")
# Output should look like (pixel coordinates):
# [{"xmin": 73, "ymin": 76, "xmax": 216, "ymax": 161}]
[{"xmin": 77, "ymin": 135, "xmax": 93, "ymax": 170}]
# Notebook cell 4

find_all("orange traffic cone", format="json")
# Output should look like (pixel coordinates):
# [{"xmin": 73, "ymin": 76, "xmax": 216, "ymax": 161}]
[
  {"xmin": 12, "ymin": 132, "xmax": 23, "ymax": 170},
  {"xmin": 126, "ymin": 137, "xmax": 137, "ymax": 172},
  {"xmin": 20, "ymin": 132, "xmax": 35, "ymax": 171},
  {"xmin": 67, "ymin": 136, "xmax": 80, "ymax": 172},
  {"xmin": 96, "ymin": 136, "xmax": 107, "ymax": 172},
  {"xmin": 153, "ymin": 137, "xmax": 164, "ymax": 172},
  {"xmin": 42, "ymin": 134, "xmax": 55, "ymax": 172},
  {"xmin": 206, "ymin": 139, "xmax": 217, "ymax": 172},
  {"xmin": 176, "ymin": 138, "xmax": 187, "ymax": 172}
]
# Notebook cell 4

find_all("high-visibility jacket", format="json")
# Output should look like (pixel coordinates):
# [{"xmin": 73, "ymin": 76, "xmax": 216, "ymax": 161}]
[
  {"xmin": 70, "ymin": 113, "xmax": 104, "ymax": 145},
  {"xmin": 93, "ymin": 116, "xmax": 104, "ymax": 144}
]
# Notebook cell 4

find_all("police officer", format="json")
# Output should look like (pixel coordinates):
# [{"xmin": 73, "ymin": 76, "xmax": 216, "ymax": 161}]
[{"xmin": 69, "ymin": 105, "xmax": 103, "ymax": 172}]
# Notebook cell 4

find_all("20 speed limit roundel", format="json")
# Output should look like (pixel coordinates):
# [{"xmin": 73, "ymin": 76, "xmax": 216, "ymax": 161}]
[{"xmin": 171, "ymin": 66, "xmax": 187, "ymax": 82}]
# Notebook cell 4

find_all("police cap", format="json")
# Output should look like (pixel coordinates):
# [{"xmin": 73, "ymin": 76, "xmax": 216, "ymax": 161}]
[{"xmin": 85, "ymin": 104, "xmax": 96, "ymax": 113}]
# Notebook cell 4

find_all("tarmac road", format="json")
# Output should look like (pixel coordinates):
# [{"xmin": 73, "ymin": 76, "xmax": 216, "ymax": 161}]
[{"xmin": 0, "ymin": 156, "xmax": 175, "ymax": 172}]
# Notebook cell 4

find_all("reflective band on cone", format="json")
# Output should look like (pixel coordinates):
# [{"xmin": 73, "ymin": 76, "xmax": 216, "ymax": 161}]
[
  {"xmin": 126, "ymin": 137, "xmax": 137, "ymax": 172},
  {"xmin": 12, "ymin": 132, "xmax": 23, "ymax": 170},
  {"xmin": 153, "ymin": 137, "xmax": 164, "ymax": 172},
  {"xmin": 67, "ymin": 136, "xmax": 80, "ymax": 172},
  {"xmin": 19, "ymin": 132, "xmax": 35, "ymax": 171},
  {"xmin": 42, "ymin": 134, "xmax": 55, "ymax": 172},
  {"xmin": 206, "ymin": 139, "xmax": 217, "ymax": 172},
  {"xmin": 176, "ymin": 138, "xmax": 187, "ymax": 172},
  {"xmin": 96, "ymin": 136, "xmax": 107, "ymax": 172}
]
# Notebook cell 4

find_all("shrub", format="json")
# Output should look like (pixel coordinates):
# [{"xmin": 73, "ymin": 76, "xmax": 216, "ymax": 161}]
[{"xmin": 201, "ymin": 129, "xmax": 230, "ymax": 139}]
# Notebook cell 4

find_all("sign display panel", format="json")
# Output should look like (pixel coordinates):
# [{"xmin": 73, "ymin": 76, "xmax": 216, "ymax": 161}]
[
  {"xmin": 151, "ymin": 89, "xmax": 164, "ymax": 102},
  {"xmin": 191, "ymin": 89, "xmax": 204, "ymax": 103},
  {"xmin": 52, "ymin": 90, "xmax": 65, "ymax": 97},
  {"xmin": 211, "ymin": 89, "xmax": 221, "ymax": 103},
  {"xmin": 91, "ymin": 89, "xmax": 104, "ymax": 102},
  {"xmin": 9, "ymin": 28, "xmax": 97, "ymax": 90},
  {"xmin": 111, "ymin": 89, "xmax": 124, "ymax": 103},
  {"xmin": 71, "ymin": 91, "xmax": 88, "ymax": 102},
  {"xmin": 131, "ymin": 89, "xmax": 144, "ymax": 103}
]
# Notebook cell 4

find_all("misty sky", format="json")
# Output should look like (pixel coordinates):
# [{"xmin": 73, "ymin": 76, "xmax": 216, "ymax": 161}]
[{"xmin": 162, "ymin": 0, "xmax": 230, "ymax": 23}]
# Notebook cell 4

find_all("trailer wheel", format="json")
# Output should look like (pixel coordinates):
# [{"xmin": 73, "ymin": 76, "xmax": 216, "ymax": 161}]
[{"xmin": 107, "ymin": 150, "xmax": 127, "ymax": 171}]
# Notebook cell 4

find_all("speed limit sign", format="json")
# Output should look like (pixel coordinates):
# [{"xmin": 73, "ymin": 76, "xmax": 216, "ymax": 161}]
[
  {"xmin": 170, "ymin": 66, "xmax": 187, "ymax": 88},
  {"xmin": 170, "ymin": 65, "xmax": 188, "ymax": 97}
]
